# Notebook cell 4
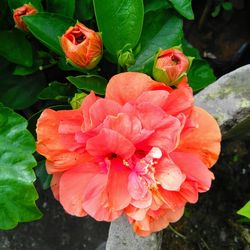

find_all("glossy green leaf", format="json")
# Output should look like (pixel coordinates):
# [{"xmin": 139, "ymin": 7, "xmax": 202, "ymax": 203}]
[
  {"xmin": 35, "ymin": 160, "xmax": 52, "ymax": 190},
  {"xmin": 129, "ymin": 10, "xmax": 183, "ymax": 73},
  {"xmin": 23, "ymin": 13, "xmax": 75, "ymax": 56},
  {"xmin": 222, "ymin": 2, "xmax": 233, "ymax": 11},
  {"xmin": 75, "ymin": 0, "xmax": 94, "ymax": 21},
  {"xmin": 144, "ymin": 0, "xmax": 171, "ymax": 13},
  {"xmin": 0, "ymin": 105, "xmax": 42, "ymax": 230},
  {"xmin": 67, "ymin": 75, "xmax": 107, "ymax": 95},
  {"xmin": 0, "ymin": 0, "xmax": 12, "ymax": 30},
  {"xmin": 168, "ymin": 0, "xmax": 194, "ymax": 20},
  {"xmin": 188, "ymin": 59, "xmax": 216, "ymax": 91},
  {"xmin": 39, "ymin": 81, "xmax": 72, "ymax": 101},
  {"xmin": 0, "ymin": 62, "xmax": 47, "ymax": 109},
  {"xmin": 46, "ymin": 0, "xmax": 75, "ymax": 18},
  {"xmin": 237, "ymin": 201, "xmax": 250, "ymax": 219},
  {"xmin": 13, "ymin": 65, "xmax": 39, "ymax": 76},
  {"xmin": 0, "ymin": 30, "xmax": 33, "ymax": 67},
  {"xmin": 182, "ymin": 39, "xmax": 201, "ymax": 59},
  {"xmin": 94, "ymin": 0, "xmax": 144, "ymax": 56},
  {"xmin": 8, "ymin": 0, "xmax": 43, "ymax": 11}
]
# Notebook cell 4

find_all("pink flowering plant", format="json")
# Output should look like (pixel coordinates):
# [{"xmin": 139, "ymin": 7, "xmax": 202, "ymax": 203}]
[{"xmin": 0, "ymin": 0, "xmax": 221, "ymax": 237}]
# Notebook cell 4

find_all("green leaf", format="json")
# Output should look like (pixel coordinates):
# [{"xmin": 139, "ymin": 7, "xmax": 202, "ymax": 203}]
[
  {"xmin": 75, "ymin": 0, "xmax": 94, "ymax": 21},
  {"xmin": 168, "ymin": 0, "xmax": 194, "ymax": 20},
  {"xmin": 46, "ymin": 0, "xmax": 75, "ymax": 18},
  {"xmin": 67, "ymin": 75, "xmax": 107, "ymax": 95},
  {"xmin": 129, "ymin": 10, "xmax": 183, "ymax": 73},
  {"xmin": 237, "ymin": 201, "xmax": 250, "ymax": 219},
  {"xmin": 13, "ymin": 64, "xmax": 39, "ymax": 76},
  {"xmin": 0, "ymin": 30, "xmax": 33, "ymax": 67},
  {"xmin": 93, "ymin": 0, "xmax": 144, "ymax": 57},
  {"xmin": 144, "ymin": 0, "xmax": 171, "ymax": 13},
  {"xmin": 182, "ymin": 39, "xmax": 201, "ymax": 59},
  {"xmin": 35, "ymin": 160, "xmax": 52, "ymax": 190},
  {"xmin": 188, "ymin": 59, "xmax": 216, "ymax": 91},
  {"xmin": 23, "ymin": 13, "xmax": 75, "ymax": 56},
  {"xmin": 0, "ymin": 105, "xmax": 42, "ymax": 230},
  {"xmin": 8, "ymin": 0, "xmax": 43, "ymax": 11},
  {"xmin": 0, "ymin": 62, "xmax": 47, "ymax": 109},
  {"xmin": 39, "ymin": 81, "xmax": 72, "ymax": 101},
  {"xmin": 222, "ymin": 2, "xmax": 233, "ymax": 11},
  {"xmin": 211, "ymin": 5, "xmax": 221, "ymax": 17}
]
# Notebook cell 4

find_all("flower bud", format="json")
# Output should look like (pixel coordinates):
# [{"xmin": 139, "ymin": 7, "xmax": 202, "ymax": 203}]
[
  {"xmin": 153, "ymin": 48, "xmax": 190, "ymax": 86},
  {"xmin": 61, "ymin": 22, "xmax": 102, "ymax": 70},
  {"xmin": 70, "ymin": 92, "xmax": 87, "ymax": 109},
  {"xmin": 118, "ymin": 50, "xmax": 135, "ymax": 68},
  {"xmin": 13, "ymin": 4, "xmax": 37, "ymax": 32}
]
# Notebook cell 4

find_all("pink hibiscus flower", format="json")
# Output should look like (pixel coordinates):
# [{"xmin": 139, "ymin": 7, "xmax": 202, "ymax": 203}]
[{"xmin": 36, "ymin": 72, "xmax": 221, "ymax": 236}]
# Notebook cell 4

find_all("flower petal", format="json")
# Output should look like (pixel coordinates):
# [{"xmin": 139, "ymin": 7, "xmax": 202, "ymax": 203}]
[
  {"xmin": 59, "ymin": 163, "xmax": 100, "ymax": 217},
  {"xmin": 86, "ymin": 128, "xmax": 135, "ymax": 159},
  {"xmin": 171, "ymin": 151, "xmax": 214, "ymax": 192},
  {"xmin": 82, "ymin": 174, "xmax": 123, "ymax": 221},
  {"xmin": 107, "ymin": 159, "xmax": 131, "ymax": 210},
  {"xmin": 163, "ymin": 80, "xmax": 194, "ymax": 116},
  {"xmin": 103, "ymin": 113, "xmax": 142, "ymax": 142},
  {"xmin": 178, "ymin": 107, "xmax": 221, "ymax": 168},
  {"xmin": 106, "ymin": 72, "xmax": 170, "ymax": 105},
  {"xmin": 89, "ymin": 98, "xmax": 122, "ymax": 129},
  {"xmin": 155, "ymin": 158, "xmax": 186, "ymax": 191}
]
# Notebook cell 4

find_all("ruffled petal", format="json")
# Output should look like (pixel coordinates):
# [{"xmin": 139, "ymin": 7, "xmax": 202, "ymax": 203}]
[
  {"xmin": 103, "ymin": 113, "xmax": 142, "ymax": 143},
  {"xmin": 163, "ymin": 80, "xmax": 194, "ymax": 116},
  {"xmin": 136, "ymin": 90, "xmax": 169, "ymax": 108},
  {"xmin": 89, "ymin": 98, "xmax": 122, "ymax": 129},
  {"xmin": 178, "ymin": 107, "xmax": 221, "ymax": 168},
  {"xmin": 106, "ymin": 72, "xmax": 170, "ymax": 105},
  {"xmin": 82, "ymin": 174, "xmax": 123, "ymax": 221},
  {"xmin": 107, "ymin": 159, "xmax": 131, "ymax": 210},
  {"xmin": 81, "ymin": 91, "xmax": 99, "ymax": 131},
  {"xmin": 86, "ymin": 128, "xmax": 135, "ymax": 159},
  {"xmin": 155, "ymin": 157, "xmax": 186, "ymax": 191},
  {"xmin": 171, "ymin": 151, "xmax": 214, "ymax": 192},
  {"xmin": 59, "ymin": 163, "xmax": 100, "ymax": 217}
]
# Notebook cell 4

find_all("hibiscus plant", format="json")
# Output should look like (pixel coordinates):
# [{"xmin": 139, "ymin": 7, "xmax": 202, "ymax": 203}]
[{"xmin": 0, "ymin": 0, "xmax": 220, "ymax": 237}]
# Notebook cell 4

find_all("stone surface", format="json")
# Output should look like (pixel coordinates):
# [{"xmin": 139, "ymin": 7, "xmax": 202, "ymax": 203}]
[
  {"xmin": 106, "ymin": 65, "xmax": 250, "ymax": 250},
  {"xmin": 106, "ymin": 216, "xmax": 162, "ymax": 250},
  {"xmin": 195, "ymin": 65, "xmax": 250, "ymax": 137}
]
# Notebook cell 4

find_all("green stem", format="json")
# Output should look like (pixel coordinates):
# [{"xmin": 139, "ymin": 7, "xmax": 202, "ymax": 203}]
[{"xmin": 168, "ymin": 224, "xmax": 187, "ymax": 240}]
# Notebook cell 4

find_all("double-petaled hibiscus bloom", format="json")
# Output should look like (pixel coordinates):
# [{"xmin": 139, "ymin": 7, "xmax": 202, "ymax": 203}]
[{"xmin": 36, "ymin": 72, "xmax": 221, "ymax": 236}]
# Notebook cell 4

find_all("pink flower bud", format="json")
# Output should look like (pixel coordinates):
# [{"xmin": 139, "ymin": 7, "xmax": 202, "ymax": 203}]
[
  {"xmin": 61, "ymin": 22, "xmax": 103, "ymax": 70},
  {"xmin": 153, "ymin": 48, "xmax": 190, "ymax": 86},
  {"xmin": 13, "ymin": 4, "xmax": 37, "ymax": 32}
]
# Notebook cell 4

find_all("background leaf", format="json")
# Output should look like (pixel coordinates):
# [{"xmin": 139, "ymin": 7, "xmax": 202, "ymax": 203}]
[
  {"xmin": 0, "ymin": 59, "xmax": 47, "ymax": 109},
  {"xmin": 67, "ymin": 75, "xmax": 107, "ymax": 95},
  {"xmin": 144, "ymin": 0, "xmax": 171, "ymax": 13},
  {"xmin": 168, "ymin": 0, "xmax": 194, "ymax": 20},
  {"xmin": 93, "ymin": 0, "xmax": 144, "ymax": 57},
  {"xmin": 75, "ymin": 0, "xmax": 94, "ymax": 21},
  {"xmin": 23, "ymin": 13, "xmax": 75, "ymax": 56},
  {"xmin": 129, "ymin": 9, "xmax": 183, "ymax": 73},
  {"xmin": 0, "ymin": 105, "xmax": 42, "ymax": 230},
  {"xmin": 0, "ymin": 30, "xmax": 33, "ymax": 67},
  {"xmin": 8, "ymin": 0, "xmax": 43, "ymax": 11},
  {"xmin": 237, "ymin": 201, "xmax": 250, "ymax": 219},
  {"xmin": 38, "ymin": 81, "xmax": 73, "ymax": 101},
  {"xmin": 46, "ymin": 0, "xmax": 75, "ymax": 18},
  {"xmin": 35, "ymin": 160, "xmax": 52, "ymax": 190},
  {"xmin": 188, "ymin": 59, "xmax": 216, "ymax": 91}
]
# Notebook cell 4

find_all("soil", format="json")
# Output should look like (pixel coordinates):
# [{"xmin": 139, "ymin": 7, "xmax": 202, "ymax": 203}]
[
  {"xmin": 184, "ymin": 0, "xmax": 250, "ymax": 77},
  {"xmin": 0, "ymin": 188, "xmax": 109, "ymax": 250}
]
